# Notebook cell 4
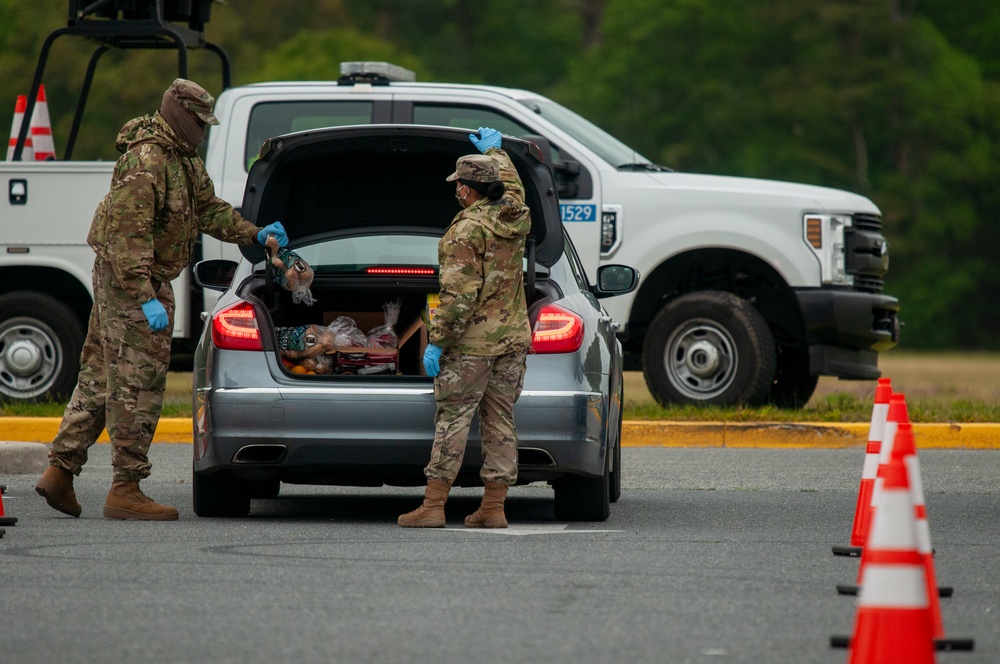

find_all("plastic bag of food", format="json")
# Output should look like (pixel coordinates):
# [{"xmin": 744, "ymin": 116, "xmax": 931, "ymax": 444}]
[
  {"xmin": 266, "ymin": 236, "xmax": 316, "ymax": 306},
  {"xmin": 327, "ymin": 316, "xmax": 368, "ymax": 348},
  {"xmin": 276, "ymin": 324, "xmax": 335, "ymax": 359},
  {"xmin": 298, "ymin": 354, "xmax": 334, "ymax": 374},
  {"xmin": 367, "ymin": 299, "xmax": 401, "ymax": 348}
]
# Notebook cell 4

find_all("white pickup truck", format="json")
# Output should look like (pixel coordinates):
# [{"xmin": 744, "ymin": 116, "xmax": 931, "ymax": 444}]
[{"xmin": 0, "ymin": 61, "xmax": 899, "ymax": 407}]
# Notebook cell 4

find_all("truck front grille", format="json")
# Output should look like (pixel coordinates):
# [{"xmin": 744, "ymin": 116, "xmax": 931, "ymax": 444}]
[{"xmin": 846, "ymin": 213, "xmax": 888, "ymax": 294}]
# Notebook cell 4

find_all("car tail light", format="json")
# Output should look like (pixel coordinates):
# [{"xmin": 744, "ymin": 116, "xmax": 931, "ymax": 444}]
[
  {"xmin": 211, "ymin": 301, "xmax": 264, "ymax": 351},
  {"xmin": 531, "ymin": 304, "xmax": 584, "ymax": 354}
]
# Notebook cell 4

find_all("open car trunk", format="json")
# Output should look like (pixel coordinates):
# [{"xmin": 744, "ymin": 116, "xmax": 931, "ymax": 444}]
[
  {"xmin": 236, "ymin": 125, "xmax": 564, "ymax": 378},
  {"xmin": 245, "ymin": 273, "xmax": 556, "ymax": 377}
]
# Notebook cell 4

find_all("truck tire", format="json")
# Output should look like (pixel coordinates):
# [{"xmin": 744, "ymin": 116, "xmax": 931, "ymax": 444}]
[
  {"xmin": 0, "ymin": 292, "xmax": 85, "ymax": 403},
  {"xmin": 193, "ymin": 470, "xmax": 252, "ymax": 517},
  {"xmin": 642, "ymin": 291, "xmax": 777, "ymax": 407},
  {"xmin": 766, "ymin": 348, "xmax": 819, "ymax": 409}
]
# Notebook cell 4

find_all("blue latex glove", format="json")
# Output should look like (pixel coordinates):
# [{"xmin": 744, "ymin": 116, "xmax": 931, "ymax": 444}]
[
  {"xmin": 141, "ymin": 298, "xmax": 169, "ymax": 332},
  {"xmin": 423, "ymin": 344, "xmax": 443, "ymax": 377},
  {"xmin": 257, "ymin": 221, "xmax": 288, "ymax": 248},
  {"xmin": 470, "ymin": 127, "xmax": 502, "ymax": 153}
]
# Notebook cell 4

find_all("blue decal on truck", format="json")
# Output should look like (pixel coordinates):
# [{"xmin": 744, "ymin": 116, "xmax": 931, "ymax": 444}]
[{"xmin": 560, "ymin": 204, "xmax": 597, "ymax": 222}]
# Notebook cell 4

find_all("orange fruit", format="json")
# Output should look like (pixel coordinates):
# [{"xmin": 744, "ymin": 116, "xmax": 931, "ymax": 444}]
[{"xmin": 290, "ymin": 365, "xmax": 307, "ymax": 374}]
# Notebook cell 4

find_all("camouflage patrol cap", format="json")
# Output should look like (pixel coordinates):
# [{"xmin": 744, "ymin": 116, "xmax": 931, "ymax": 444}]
[
  {"xmin": 446, "ymin": 154, "xmax": 499, "ymax": 183},
  {"xmin": 166, "ymin": 78, "xmax": 219, "ymax": 125}
]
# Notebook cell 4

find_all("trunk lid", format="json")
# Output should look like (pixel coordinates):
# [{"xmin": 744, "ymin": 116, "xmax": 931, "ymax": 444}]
[{"xmin": 239, "ymin": 125, "xmax": 564, "ymax": 267}]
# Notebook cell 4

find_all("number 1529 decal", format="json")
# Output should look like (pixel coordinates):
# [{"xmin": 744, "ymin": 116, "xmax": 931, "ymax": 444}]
[{"xmin": 560, "ymin": 204, "xmax": 597, "ymax": 222}]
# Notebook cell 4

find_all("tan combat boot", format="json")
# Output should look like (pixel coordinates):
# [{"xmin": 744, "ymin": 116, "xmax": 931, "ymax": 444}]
[
  {"xmin": 103, "ymin": 481, "xmax": 179, "ymax": 521},
  {"xmin": 464, "ymin": 481, "xmax": 509, "ymax": 529},
  {"xmin": 35, "ymin": 465, "xmax": 82, "ymax": 518},
  {"xmin": 397, "ymin": 479, "xmax": 451, "ymax": 527}
]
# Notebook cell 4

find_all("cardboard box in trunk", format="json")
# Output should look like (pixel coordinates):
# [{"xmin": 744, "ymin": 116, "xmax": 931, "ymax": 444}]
[{"xmin": 319, "ymin": 311, "xmax": 426, "ymax": 375}]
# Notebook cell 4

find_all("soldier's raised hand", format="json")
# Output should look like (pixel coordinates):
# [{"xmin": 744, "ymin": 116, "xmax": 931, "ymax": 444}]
[{"xmin": 470, "ymin": 127, "xmax": 502, "ymax": 153}]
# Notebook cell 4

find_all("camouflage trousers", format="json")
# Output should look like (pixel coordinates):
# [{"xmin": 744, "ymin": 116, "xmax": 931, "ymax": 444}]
[
  {"xmin": 49, "ymin": 258, "xmax": 174, "ymax": 482},
  {"xmin": 425, "ymin": 349, "xmax": 527, "ymax": 486}
]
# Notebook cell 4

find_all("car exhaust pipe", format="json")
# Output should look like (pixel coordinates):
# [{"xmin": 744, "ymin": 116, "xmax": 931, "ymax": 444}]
[
  {"xmin": 517, "ymin": 447, "xmax": 556, "ymax": 467},
  {"xmin": 233, "ymin": 444, "xmax": 288, "ymax": 464}
]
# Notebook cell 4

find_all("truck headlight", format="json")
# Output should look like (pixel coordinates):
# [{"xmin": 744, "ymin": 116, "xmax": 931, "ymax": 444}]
[{"xmin": 804, "ymin": 214, "xmax": 852, "ymax": 286}]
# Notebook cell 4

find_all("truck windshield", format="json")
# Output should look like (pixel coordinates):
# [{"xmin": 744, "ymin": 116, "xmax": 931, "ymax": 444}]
[{"xmin": 519, "ymin": 97, "xmax": 660, "ymax": 170}]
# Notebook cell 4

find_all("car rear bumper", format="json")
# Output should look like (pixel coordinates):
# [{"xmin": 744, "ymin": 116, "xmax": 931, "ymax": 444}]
[{"xmin": 194, "ymin": 383, "xmax": 608, "ymax": 487}]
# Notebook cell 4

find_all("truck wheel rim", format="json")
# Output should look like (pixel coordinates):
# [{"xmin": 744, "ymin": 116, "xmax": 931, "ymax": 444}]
[
  {"xmin": 0, "ymin": 318, "xmax": 62, "ymax": 399},
  {"xmin": 664, "ymin": 319, "xmax": 737, "ymax": 400}
]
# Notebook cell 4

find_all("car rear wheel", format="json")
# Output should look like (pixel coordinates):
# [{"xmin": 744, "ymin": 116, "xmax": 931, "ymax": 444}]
[
  {"xmin": 193, "ymin": 470, "xmax": 252, "ymax": 517},
  {"xmin": 553, "ymin": 469, "xmax": 611, "ymax": 522}
]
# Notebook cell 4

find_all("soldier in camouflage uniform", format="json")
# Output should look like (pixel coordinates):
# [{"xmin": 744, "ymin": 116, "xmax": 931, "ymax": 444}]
[
  {"xmin": 398, "ymin": 127, "xmax": 531, "ymax": 529},
  {"xmin": 34, "ymin": 79, "xmax": 288, "ymax": 521}
]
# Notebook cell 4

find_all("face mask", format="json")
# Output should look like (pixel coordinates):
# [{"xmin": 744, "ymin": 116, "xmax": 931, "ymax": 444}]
[
  {"xmin": 160, "ymin": 90, "xmax": 206, "ymax": 155},
  {"xmin": 455, "ymin": 185, "xmax": 468, "ymax": 207}
]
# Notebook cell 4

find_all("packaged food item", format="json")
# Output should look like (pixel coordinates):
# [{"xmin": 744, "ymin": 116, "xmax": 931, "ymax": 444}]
[
  {"xmin": 298, "ymin": 354, "xmax": 334, "ymax": 374},
  {"xmin": 367, "ymin": 299, "xmax": 401, "ymax": 348},
  {"xmin": 333, "ymin": 350, "xmax": 396, "ymax": 375},
  {"xmin": 426, "ymin": 293, "xmax": 439, "ymax": 321},
  {"xmin": 266, "ymin": 235, "xmax": 316, "ymax": 305},
  {"xmin": 276, "ymin": 324, "xmax": 335, "ymax": 359},
  {"xmin": 327, "ymin": 316, "xmax": 368, "ymax": 348}
]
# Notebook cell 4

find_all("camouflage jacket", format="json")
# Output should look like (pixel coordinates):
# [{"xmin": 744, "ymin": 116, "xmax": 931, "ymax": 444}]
[
  {"xmin": 87, "ymin": 112, "xmax": 259, "ymax": 303},
  {"xmin": 428, "ymin": 148, "xmax": 532, "ymax": 356}
]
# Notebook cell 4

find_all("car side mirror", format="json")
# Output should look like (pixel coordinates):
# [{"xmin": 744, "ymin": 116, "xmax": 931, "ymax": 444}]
[
  {"xmin": 592, "ymin": 264, "xmax": 639, "ymax": 299},
  {"xmin": 194, "ymin": 259, "xmax": 239, "ymax": 292}
]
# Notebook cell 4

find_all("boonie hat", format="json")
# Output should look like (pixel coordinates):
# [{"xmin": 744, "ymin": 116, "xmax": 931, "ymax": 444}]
[
  {"xmin": 446, "ymin": 154, "xmax": 499, "ymax": 183},
  {"xmin": 166, "ymin": 78, "xmax": 219, "ymax": 125}
]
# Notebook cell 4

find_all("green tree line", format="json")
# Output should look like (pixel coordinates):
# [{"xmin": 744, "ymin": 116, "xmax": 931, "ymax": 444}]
[{"xmin": 2, "ymin": 0, "xmax": 998, "ymax": 350}]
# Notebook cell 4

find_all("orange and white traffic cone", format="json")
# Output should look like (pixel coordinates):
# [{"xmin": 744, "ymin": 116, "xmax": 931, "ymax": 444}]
[
  {"xmin": 6, "ymin": 94, "xmax": 34, "ymax": 161},
  {"xmin": 893, "ymin": 423, "xmax": 974, "ymax": 651},
  {"xmin": 832, "ymin": 454, "xmax": 936, "ymax": 662},
  {"xmin": 892, "ymin": 422, "xmax": 946, "ymax": 638},
  {"xmin": 838, "ymin": 393, "xmax": 910, "ymax": 595},
  {"xmin": 834, "ymin": 376, "xmax": 892, "ymax": 557},
  {"xmin": 29, "ymin": 84, "xmax": 56, "ymax": 161},
  {"xmin": 834, "ymin": 420, "xmax": 975, "ymax": 662}
]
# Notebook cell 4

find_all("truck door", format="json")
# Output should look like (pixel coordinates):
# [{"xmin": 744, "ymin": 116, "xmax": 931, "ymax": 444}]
[{"xmin": 397, "ymin": 101, "xmax": 605, "ymax": 276}]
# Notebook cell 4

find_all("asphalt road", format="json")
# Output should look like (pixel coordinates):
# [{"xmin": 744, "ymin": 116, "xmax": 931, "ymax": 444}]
[{"xmin": 1, "ymin": 444, "xmax": 998, "ymax": 664}]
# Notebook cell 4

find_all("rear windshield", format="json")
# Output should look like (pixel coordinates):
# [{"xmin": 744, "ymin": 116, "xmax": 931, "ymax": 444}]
[
  {"xmin": 270, "ymin": 233, "xmax": 542, "ymax": 277},
  {"xmin": 292, "ymin": 234, "xmax": 439, "ymax": 273}
]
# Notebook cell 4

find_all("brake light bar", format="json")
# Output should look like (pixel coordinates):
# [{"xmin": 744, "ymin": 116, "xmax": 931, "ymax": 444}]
[
  {"xmin": 531, "ymin": 304, "xmax": 584, "ymax": 354},
  {"xmin": 211, "ymin": 301, "xmax": 264, "ymax": 351},
  {"xmin": 365, "ymin": 267, "xmax": 437, "ymax": 276}
]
